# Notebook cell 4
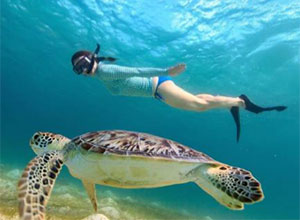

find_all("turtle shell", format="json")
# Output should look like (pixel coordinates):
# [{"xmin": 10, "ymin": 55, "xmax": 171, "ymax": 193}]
[{"xmin": 71, "ymin": 130, "xmax": 214, "ymax": 163}]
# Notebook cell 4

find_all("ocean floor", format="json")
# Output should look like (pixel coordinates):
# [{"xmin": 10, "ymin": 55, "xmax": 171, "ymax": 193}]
[{"xmin": 0, "ymin": 163, "xmax": 213, "ymax": 220}]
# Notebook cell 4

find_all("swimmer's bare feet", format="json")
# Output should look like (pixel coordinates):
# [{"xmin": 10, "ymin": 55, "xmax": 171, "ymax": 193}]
[{"xmin": 168, "ymin": 63, "xmax": 186, "ymax": 76}]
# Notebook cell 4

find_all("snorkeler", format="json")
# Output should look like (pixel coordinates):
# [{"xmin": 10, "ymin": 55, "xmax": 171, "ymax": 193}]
[{"xmin": 71, "ymin": 44, "xmax": 287, "ymax": 141}]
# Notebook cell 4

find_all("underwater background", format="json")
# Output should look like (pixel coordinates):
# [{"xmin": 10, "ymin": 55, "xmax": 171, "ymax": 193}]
[{"xmin": 1, "ymin": 0, "xmax": 299, "ymax": 219}]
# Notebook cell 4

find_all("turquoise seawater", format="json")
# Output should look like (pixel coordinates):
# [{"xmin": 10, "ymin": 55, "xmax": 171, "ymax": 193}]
[{"xmin": 1, "ymin": 0, "xmax": 299, "ymax": 219}]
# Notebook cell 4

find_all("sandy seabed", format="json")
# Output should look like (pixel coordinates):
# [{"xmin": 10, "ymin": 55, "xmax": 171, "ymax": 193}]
[{"xmin": 0, "ymin": 164, "xmax": 214, "ymax": 220}]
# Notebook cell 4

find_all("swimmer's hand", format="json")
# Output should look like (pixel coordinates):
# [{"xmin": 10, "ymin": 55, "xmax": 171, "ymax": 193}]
[{"xmin": 168, "ymin": 63, "xmax": 186, "ymax": 76}]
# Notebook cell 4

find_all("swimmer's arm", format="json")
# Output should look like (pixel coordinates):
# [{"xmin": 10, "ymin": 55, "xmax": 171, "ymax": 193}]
[{"xmin": 96, "ymin": 64, "xmax": 169, "ymax": 80}]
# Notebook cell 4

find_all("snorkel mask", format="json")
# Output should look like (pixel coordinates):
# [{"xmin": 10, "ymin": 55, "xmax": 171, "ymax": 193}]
[{"xmin": 72, "ymin": 44, "xmax": 116, "ymax": 74}]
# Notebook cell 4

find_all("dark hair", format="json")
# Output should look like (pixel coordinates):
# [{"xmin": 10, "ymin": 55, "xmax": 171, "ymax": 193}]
[{"xmin": 71, "ymin": 50, "xmax": 93, "ymax": 66}]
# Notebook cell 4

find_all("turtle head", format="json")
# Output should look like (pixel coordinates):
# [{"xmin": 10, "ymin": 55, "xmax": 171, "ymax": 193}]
[{"xmin": 30, "ymin": 132, "xmax": 71, "ymax": 155}]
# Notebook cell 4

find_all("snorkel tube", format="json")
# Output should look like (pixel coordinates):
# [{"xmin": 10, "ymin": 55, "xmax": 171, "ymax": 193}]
[
  {"xmin": 95, "ymin": 44, "xmax": 117, "ymax": 63},
  {"xmin": 87, "ymin": 43, "xmax": 117, "ymax": 73}
]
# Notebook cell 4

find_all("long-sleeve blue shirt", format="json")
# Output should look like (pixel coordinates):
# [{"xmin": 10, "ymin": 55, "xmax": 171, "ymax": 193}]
[{"xmin": 94, "ymin": 64, "xmax": 169, "ymax": 97}]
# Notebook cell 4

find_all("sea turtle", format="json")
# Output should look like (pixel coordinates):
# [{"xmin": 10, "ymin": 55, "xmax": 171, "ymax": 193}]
[{"xmin": 18, "ymin": 130, "xmax": 264, "ymax": 220}]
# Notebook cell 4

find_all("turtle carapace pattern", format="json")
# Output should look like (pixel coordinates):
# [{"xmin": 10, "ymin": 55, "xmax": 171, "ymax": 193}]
[{"xmin": 72, "ymin": 130, "xmax": 214, "ymax": 162}]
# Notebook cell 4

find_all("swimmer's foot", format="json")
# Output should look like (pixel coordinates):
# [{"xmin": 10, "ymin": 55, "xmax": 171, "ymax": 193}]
[
  {"xmin": 230, "ymin": 107, "xmax": 241, "ymax": 142},
  {"xmin": 168, "ymin": 63, "xmax": 186, "ymax": 76},
  {"xmin": 239, "ymin": 94, "xmax": 287, "ymax": 114}
]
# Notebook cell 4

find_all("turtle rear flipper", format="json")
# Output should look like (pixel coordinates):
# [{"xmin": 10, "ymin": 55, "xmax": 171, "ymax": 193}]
[
  {"xmin": 82, "ymin": 180, "xmax": 98, "ymax": 212},
  {"xmin": 193, "ymin": 164, "xmax": 264, "ymax": 210},
  {"xmin": 18, "ymin": 151, "xmax": 64, "ymax": 220}
]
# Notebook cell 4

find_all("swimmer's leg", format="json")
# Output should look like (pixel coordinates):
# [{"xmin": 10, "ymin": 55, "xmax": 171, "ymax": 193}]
[
  {"xmin": 157, "ymin": 83, "xmax": 244, "ymax": 111},
  {"xmin": 157, "ymin": 82, "xmax": 244, "ymax": 141}
]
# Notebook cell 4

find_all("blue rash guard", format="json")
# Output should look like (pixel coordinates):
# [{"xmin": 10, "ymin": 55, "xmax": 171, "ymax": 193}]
[{"xmin": 94, "ymin": 63, "xmax": 169, "ymax": 97}]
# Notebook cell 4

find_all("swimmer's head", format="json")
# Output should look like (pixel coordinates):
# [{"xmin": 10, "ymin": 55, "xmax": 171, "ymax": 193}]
[
  {"xmin": 71, "ymin": 44, "xmax": 117, "ymax": 75},
  {"xmin": 71, "ymin": 43, "xmax": 100, "ymax": 75}
]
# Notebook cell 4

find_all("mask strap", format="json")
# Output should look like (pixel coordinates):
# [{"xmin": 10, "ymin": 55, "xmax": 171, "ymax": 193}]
[{"xmin": 86, "ymin": 55, "xmax": 95, "ymax": 74}]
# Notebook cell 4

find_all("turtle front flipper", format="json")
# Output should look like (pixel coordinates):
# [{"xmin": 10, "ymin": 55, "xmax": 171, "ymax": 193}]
[
  {"xmin": 82, "ymin": 180, "xmax": 98, "ymax": 212},
  {"xmin": 192, "ymin": 163, "xmax": 264, "ymax": 210},
  {"xmin": 18, "ymin": 151, "xmax": 64, "ymax": 220}
]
